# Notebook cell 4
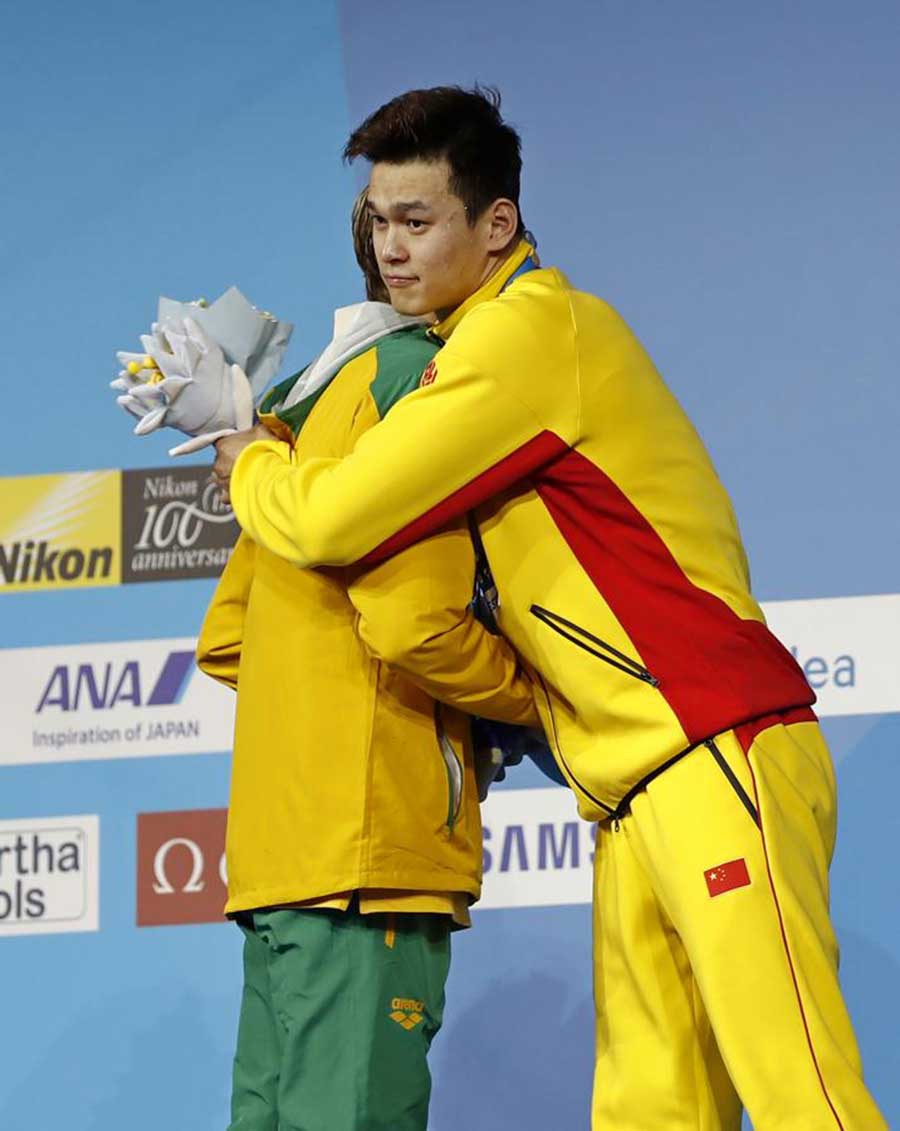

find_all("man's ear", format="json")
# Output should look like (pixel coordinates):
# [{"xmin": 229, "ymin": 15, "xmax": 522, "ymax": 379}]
[{"xmin": 485, "ymin": 198, "xmax": 520, "ymax": 252}]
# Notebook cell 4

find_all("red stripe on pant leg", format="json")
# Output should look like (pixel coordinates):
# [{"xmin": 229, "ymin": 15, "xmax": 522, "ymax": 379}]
[{"xmin": 745, "ymin": 756, "xmax": 845, "ymax": 1130}]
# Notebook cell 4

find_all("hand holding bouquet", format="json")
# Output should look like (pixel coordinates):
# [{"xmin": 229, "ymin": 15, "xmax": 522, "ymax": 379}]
[{"xmin": 112, "ymin": 287, "xmax": 293, "ymax": 456}]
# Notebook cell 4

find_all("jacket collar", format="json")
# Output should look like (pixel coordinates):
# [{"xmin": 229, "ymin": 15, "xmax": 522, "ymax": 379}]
[{"xmin": 431, "ymin": 238, "xmax": 536, "ymax": 341}]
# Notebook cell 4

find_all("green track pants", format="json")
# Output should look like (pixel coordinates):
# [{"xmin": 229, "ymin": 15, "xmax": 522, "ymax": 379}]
[{"xmin": 228, "ymin": 905, "xmax": 451, "ymax": 1131}]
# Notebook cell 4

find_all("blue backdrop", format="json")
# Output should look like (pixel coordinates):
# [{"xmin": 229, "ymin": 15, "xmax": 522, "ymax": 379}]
[{"xmin": 1, "ymin": 1, "xmax": 897, "ymax": 1127}]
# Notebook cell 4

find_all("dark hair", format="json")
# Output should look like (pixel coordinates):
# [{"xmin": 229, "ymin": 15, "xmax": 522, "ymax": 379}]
[
  {"xmin": 351, "ymin": 188, "xmax": 389, "ymax": 302},
  {"xmin": 344, "ymin": 85, "xmax": 523, "ymax": 233}
]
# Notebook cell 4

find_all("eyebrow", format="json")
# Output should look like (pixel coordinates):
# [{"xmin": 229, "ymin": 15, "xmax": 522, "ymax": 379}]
[{"xmin": 366, "ymin": 199, "xmax": 432, "ymax": 216}]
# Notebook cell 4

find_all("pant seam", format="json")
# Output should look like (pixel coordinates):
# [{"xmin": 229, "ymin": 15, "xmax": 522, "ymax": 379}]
[
  {"xmin": 688, "ymin": 975, "xmax": 709, "ymax": 1131},
  {"xmin": 745, "ymin": 755, "xmax": 846, "ymax": 1130}
]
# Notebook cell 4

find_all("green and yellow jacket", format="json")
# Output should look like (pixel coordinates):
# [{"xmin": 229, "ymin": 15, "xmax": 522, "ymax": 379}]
[{"xmin": 198, "ymin": 322, "xmax": 537, "ymax": 913}]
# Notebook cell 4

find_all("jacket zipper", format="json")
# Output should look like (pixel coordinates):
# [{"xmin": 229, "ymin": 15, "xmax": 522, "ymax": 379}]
[
  {"xmin": 530, "ymin": 605, "xmax": 659, "ymax": 687},
  {"xmin": 706, "ymin": 739, "xmax": 760, "ymax": 827},
  {"xmin": 434, "ymin": 705, "xmax": 463, "ymax": 830}
]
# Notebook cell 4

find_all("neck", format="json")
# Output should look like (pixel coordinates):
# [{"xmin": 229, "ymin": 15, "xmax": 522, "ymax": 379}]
[{"xmin": 434, "ymin": 239, "xmax": 521, "ymax": 322}]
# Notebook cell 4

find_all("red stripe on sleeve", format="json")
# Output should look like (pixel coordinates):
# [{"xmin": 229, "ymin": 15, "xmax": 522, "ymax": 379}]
[{"xmin": 358, "ymin": 431, "xmax": 570, "ymax": 567}]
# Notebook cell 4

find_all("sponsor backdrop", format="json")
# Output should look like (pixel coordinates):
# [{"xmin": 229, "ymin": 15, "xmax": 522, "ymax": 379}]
[
  {"xmin": 0, "ymin": 465, "xmax": 238, "ymax": 593},
  {"xmin": 1, "ymin": 2, "xmax": 898, "ymax": 1129}
]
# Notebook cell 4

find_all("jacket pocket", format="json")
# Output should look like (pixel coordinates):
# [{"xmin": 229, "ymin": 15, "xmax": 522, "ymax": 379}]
[
  {"xmin": 530, "ymin": 605, "xmax": 659, "ymax": 687},
  {"xmin": 434, "ymin": 705, "xmax": 463, "ymax": 829}
]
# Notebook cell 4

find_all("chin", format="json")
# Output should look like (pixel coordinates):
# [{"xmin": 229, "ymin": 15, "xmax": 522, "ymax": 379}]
[{"xmin": 388, "ymin": 291, "xmax": 432, "ymax": 317}]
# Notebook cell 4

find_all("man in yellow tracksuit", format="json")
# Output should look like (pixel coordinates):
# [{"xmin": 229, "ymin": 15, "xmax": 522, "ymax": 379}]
[
  {"xmin": 214, "ymin": 88, "xmax": 886, "ymax": 1129},
  {"xmin": 198, "ymin": 206, "xmax": 539, "ymax": 1130}
]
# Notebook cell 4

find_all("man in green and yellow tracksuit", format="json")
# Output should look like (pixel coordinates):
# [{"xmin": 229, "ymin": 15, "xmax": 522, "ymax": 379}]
[
  {"xmin": 199, "ymin": 281, "xmax": 540, "ymax": 1128},
  {"xmin": 213, "ymin": 88, "xmax": 886, "ymax": 1129}
]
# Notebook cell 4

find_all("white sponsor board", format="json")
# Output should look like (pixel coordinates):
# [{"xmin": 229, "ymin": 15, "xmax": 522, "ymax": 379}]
[
  {"xmin": 0, "ymin": 592, "xmax": 897, "ymax": 767},
  {"xmin": 480, "ymin": 787, "xmax": 592, "ymax": 909},
  {"xmin": 762, "ymin": 594, "xmax": 899, "ymax": 717},
  {"xmin": 0, "ymin": 815, "xmax": 100, "ymax": 936},
  {"xmin": 0, "ymin": 637, "xmax": 234, "ymax": 766}
]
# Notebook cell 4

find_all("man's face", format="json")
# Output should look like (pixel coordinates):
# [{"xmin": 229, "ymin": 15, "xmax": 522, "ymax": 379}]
[{"xmin": 366, "ymin": 159, "xmax": 498, "ymax": 318}]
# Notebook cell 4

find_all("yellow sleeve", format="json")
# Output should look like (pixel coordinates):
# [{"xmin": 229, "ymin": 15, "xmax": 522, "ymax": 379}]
[
  {"xmin": 347, "ymin": 519, "xmax": 540, "ymax": 728},
  {"xmin": 196, "ymin": 532, "xmax": 256, "ymax": 691},
  {"xmin": 230, "ymin": 301, "xmax": 577, "ymax": 568}
]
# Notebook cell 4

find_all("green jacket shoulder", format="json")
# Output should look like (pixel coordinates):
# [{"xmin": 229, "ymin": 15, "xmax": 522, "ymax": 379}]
[{"xmin": 369, "ymin": 326, "xmax": 440, "ymax": 420}]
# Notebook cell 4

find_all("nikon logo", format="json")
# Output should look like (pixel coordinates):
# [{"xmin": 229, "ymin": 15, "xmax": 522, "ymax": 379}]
[
  {"xmin": 0, "ymin": 468, "xmax": 120, "ymax": 593},
  {"xmin": 121, "ymin": 466, "xmax": 237, "ymax": 583},
  {"xmin": 0, "ymin": 540, "xmax": 113, "ymax": 585}
]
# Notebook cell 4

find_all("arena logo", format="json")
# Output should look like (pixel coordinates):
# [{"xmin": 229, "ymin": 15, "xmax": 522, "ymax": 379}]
[
  {"xmin": 35, "ymin": 650, "xmax": 195, "ymax": 714},
  {"xmin": 0, "ymin": 815, "xmax": 100, "ymax": 936},
  {"xmin": 136, "ymin": 809, "xmax": 228, "ymax": 926},
  {"xmin": 121, "ymin": 466, "xmax": 239, "ymax": 583},
  {"xmin": 389, "ymin": 1000, "xmax": 425, "ymax": 1030}
]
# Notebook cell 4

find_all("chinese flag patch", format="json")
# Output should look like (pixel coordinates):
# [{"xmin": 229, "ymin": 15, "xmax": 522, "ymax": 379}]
[
  {"xmin": 419, "ymin": 359, "xmax": 437, "ymax": 387},
  {"xmin": 704, "ymin": 858, "xmax": 750, "ymax": 897}
]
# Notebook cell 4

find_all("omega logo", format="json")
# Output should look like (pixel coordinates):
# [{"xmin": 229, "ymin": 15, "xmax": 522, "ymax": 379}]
[
  {"xmin": 152, "ymin": 837, "xmax": 227, "ymax": 895},
  {"xmin": 137, "ymin": 808, "xmax": 229, "ymax": 926}
]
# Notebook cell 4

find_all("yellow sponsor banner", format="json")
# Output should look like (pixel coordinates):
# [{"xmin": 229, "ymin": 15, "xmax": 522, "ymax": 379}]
[{"xmin": 0, "ymin": 470, "xmax": 121, "ymax": 592}]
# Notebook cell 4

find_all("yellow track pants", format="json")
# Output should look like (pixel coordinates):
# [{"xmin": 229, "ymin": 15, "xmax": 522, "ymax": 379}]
[{"xmin": 592, "ymin": 718, "xmax": 886, "ymax": 1130}]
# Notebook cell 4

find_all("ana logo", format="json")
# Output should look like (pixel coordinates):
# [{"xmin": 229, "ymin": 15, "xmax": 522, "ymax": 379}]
[
  {"xmin": 704, "ymin": 858, "xmax": 751, "ymax": 898},
  {"xmin": 389, "ymin": 998, "xmax": 426, "ymax": 1031},
  {"xmin": 35, "ymin": 651, "xmax": 195, "ymax": 713},
  {"xmin": 419, "ymin": 360, "xmax": 437, "ymax": 388}
]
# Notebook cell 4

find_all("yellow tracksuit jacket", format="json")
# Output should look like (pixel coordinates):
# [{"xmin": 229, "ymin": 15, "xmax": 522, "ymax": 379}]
[
  {"xmin": 197, "ymin": 326, "xmax": 538, "ymax": 913},
  {"xmin": 229, "ymin": 242, "xmax": 814, "ymax": 823}
]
